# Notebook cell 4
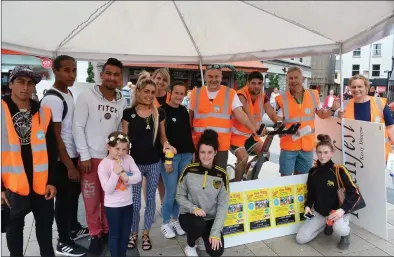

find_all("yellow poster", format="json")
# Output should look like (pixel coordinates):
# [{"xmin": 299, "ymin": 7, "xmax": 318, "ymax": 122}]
[
  {"xmin": 246, "ymin": 189, "xmax": 272, "ymax": 232},
  {"xmin": 223, "ymin": 192, "xmax": 246, "ymax": 237},
  {"xmin": 272, "ymin": 186, "xmax": 296, "ymax": 227},
  {"xmin": 296, "ymin": 184, "xmax": 308, "ymax": 222}
]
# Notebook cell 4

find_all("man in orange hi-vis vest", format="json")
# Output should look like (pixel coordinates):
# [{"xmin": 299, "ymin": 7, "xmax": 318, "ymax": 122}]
[
  {"xmin": 275, "ymin": 66, "xmax": 333, "ymax": 176},
  {"xmin": 188, "ymin": 65, "xmax": 258, "ymax": 170},
  {"xmin": 230, "ymin": 71, "xmax": 282, "ymax": 181},
  {"xmin": 1, "ymin": 65, "xmax": 58, "ymax": 257}
]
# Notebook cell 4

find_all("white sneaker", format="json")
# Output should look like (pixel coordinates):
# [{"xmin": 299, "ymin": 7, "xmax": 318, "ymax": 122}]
[
  {"xmin": 161, "ymin": 224, "xmax": 176, "ymax": 239},
  {"xmin": 196, "ymin": 237, "xmax": 206, "ymax": 250},
  {"xmin": 170, "ymin": 220, "xmax": 186, "ymax": 236},
  {"xmin": 184, "ymin": 245, "xmax": 198, "ymax": 256}
]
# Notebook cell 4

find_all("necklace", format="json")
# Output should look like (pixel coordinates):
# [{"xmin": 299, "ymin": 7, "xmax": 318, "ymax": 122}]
[{"xmin": 145, "ymin": 115, "xmax": 151, "ymax": 130}]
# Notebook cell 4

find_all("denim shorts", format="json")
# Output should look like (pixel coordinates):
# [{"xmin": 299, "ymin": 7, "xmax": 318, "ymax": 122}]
[{"xmin": 279, "ymin": 150, "xmax": 313, "ymax": 175}]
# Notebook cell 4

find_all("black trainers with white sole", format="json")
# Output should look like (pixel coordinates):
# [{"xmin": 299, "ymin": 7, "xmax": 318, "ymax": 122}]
[
  {"xmin": 56, "ymin": 242, "xmax": 87, "ymax": 257},
  {"xmin": 70, "ymin": 227, "xmax": 89, "ymax": 241}
]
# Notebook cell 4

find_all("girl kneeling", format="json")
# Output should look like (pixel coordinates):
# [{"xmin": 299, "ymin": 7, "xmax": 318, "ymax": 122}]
[
  {"xmin": 296, "ymin": 134, "xmax": 360, "ymax": 250},
  {"xmin": 177, "ymin": 130, "xmax": 229, "ymax": 257},
  {"xmin": 98, "ymin": 132, "xmax": 142, "ymax": 257}
]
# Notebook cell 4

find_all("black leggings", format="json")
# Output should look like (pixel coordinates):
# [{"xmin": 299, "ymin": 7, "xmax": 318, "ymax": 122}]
[{"xmin": 179, "ymin": 213, "xmax": 224, "ymax": 257}]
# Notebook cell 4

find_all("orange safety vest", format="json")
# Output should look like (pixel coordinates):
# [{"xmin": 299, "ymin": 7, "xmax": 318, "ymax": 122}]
[
  {"xmin": 231, "ymin": 86, "xmax": 265, "ymax": 147},
  {"xmin": 1, "ymin": 100, "xmax": 51, "ymax": 196},
  {"xmin": 276, "ymin": 89, "xmax": 319, "ymax": 152},
  {"xmin": 155, "ymin": 92, "xmax": 171, "ymax": 107},
  {"xmin": 343, "ymin": 96, "xmax": 391, "ymax": 160},
  {"xmin": 191, "ymin": 86, "xmax": 235, "ymax": 151}
]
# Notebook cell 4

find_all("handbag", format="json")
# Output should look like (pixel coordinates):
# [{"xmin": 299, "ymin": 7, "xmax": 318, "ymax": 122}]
[{"xmin": 335, "ymin": 165, "xmax": 366, "ymax": 213}]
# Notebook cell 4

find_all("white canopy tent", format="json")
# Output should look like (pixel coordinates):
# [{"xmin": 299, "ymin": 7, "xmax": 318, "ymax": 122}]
[{"xmin": 2, "ymin": 1, "xmax": 394, "ymax": 64}]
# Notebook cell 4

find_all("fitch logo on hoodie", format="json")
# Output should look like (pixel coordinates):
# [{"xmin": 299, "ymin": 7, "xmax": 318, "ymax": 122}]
[{"xmin": 98, "ymin": 104, "xmax": 118, "ymax": 120}]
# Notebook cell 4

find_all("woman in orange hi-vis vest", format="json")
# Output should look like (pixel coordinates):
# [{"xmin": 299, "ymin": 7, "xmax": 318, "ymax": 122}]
[
  {"xmin": 189, "ymin": 65, "xmax": 258, "ymax": 170},
  {"xmin": 230, "ymin": 71, "xmax": 282, "ymax": 182},
  {"xmin": 2, "ymin": 65, "xmax": 57, "ymax": 257},
  {"xmin": 333, "ymin": 75, "xmax": 394, "ymax": 161},
  {"xmin": 275, "ymin": 66, "xmax": 334, "ymax": 176}
]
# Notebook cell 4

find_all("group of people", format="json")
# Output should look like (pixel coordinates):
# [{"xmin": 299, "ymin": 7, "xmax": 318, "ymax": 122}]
[{"xmin": 1, "ymin": 53, "xmax": 392, "ymax": 257}]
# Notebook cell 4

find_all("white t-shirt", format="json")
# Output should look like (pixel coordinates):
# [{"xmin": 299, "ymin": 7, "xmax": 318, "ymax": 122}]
[
  {"xmin": 41, "ymin": 87, "xmax": 78, "ymax": 158},
  {"xmin": 188, "ymin": 88, "xmax": 243, "ymax": 111}
]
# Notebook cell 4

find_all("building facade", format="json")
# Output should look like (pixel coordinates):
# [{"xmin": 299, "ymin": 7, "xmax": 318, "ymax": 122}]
[{"xmin": 335, "ymin": 34, "xmax": 394, "ymax": 94}]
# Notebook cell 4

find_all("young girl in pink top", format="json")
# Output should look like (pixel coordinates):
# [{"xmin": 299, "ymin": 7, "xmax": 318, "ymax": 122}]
[{"xmin": 98, "ymin": 131, "xmax": 142, "ymax": 257}]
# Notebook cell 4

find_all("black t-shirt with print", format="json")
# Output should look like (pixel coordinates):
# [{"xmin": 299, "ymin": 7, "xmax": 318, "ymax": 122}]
[
  {"xmin": 122, "ymin": 107, "xmax": 166, "ymax": 165},
  {"xmin": 161, "ymin": 103, "xmax": 194, "ymax": 155}
]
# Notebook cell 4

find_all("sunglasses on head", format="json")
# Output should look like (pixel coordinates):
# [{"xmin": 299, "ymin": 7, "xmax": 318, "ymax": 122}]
[{"xmin": 206, "ymin": 64, "xmax": 221, "ymax": 70}]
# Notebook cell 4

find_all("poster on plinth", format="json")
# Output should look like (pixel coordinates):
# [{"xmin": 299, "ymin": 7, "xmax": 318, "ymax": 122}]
[
  {"xmin": 223, "ymin": 192, "xmax": 246, "ymax": 237},
  {"xmin": 272, "ymin": 185, "xmax": 296, "ymax": 227},
  {"xmin": 315, "ymin": 116, "xmax": 387, "ymax": 239},
  {"xmin": 246, "ymin": 188, "xmax": 272, "ymax": 232},
  {"xmin": 295, "ymin": 184, "xmax": 307, "ymax": 222}
]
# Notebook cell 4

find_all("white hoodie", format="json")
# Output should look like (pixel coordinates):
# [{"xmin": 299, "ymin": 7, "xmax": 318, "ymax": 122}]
[{"xmin": 73, "ymin": 85, "xmax": 127, "ymax": 161}]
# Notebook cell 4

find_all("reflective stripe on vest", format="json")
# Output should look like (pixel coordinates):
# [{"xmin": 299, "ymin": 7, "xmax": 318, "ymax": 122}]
[
  {"xmin": 193, "ymin": 87, "xmax": 231, "ymax": 120},
  {"xmin": 231, "ymin": 127, "xmax": 251, "ymax": 137},
  {"xmin": 282, "ymin": 89, "xmax": 317, "ymax": 124}
]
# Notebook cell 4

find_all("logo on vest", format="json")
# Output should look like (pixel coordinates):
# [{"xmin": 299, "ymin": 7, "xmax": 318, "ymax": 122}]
[
  {"xmin": 375, "ymin": 116, "xmax": 381, "ymax": 123},
  {"xmin": 36, "ymin": 130, "xmax": 45, "ymax": 140},
  {"xmin": 254, "ymin": 113, "xmax": 258, "ymax": 118},
  {"xmin": 214, "ymin": 105, "xmax": 220, "ymax": 112},
  {"xmin": 305, "ymin": 108, "xmax": 311, "ymax": 115}
]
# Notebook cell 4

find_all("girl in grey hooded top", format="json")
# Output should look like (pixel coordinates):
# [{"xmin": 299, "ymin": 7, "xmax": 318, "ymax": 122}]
[{"xmin": 177, "ymin": 129, "xmax": 229, "ymax": 257}]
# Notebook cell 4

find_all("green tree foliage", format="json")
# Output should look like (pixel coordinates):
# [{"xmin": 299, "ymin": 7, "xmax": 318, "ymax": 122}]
[{"xmin": 86, "ymin": 62, "xmax": 95, "ymax": 83}]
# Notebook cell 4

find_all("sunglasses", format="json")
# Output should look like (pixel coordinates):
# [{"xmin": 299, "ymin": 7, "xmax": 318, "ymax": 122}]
[{"xmin": 206, "ymin": 64, "xmax": 222, "ymax": 70}]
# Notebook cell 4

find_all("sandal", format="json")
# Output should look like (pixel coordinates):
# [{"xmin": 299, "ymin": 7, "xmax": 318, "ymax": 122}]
[
  {"xmin": 142, "ymin": 233, "xmax": 152, "ymax": 251},
  {"xmin": 128, "ymin": 233, "xmax": 138, "ymax": 249}
]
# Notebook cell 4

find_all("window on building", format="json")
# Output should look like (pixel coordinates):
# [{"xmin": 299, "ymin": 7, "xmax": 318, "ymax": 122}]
[
  {"xmin": 353, "ymin": 48, "xmax": 361, "ymax": 57},
  {"xmin": 352, "ymin": 65, "xmax": 360, "ymax": 76},
  {"xmin": 290, "ymin": 58, "xmax": 294, "ymax": 60},
  {"xmin": 335, "ymin": 72, "xmax": 338, "ymax": 79},
  {"xmin": 373, "ymin": 44, "xmax": 382, "ymax": 56},
  {"xmin": 372, "ymin": 64, "xmax": 380, "ymax": 77},
  {"xmin": 299, "ymin": 58, "xmax": 303, "ymax": 63}
]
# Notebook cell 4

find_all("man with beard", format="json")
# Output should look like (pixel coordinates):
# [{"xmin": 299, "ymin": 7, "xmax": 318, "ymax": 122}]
[
  {"xmin": 275, "ymin": 66, "xmax": 332, "ymax": 176},
  {"xmin": 73, "ymin": 58, "xmax": 127, "ymax": 254},
  {"xmin": 230, "ymin": 72, "xmax": 282, "ymax": 182},
  {"xmin": 188, "ymin": 65, "xmax": 257, "ymax": 170},
  {"xmin": 2, "ymin": 65, "xmax": 57, "ymax": 257}
]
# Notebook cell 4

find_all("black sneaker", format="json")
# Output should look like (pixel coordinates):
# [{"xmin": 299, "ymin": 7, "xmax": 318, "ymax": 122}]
[
  {"xmin": 70, "ymin": 227, "xmax": 89, "ymax": 241},
  {"xmin": 88, "ymin": 236, "xmax": 101, "ymax": 255},
  {"xmin": 56, "ymin": 242, "xmax": 87, "ymax": 257},
  {"xmin": 324, "ymin": 225, "xmax": 333, "ymax": 236},
  {"xmin": 337, "ymin": 234, "xmax": 350, "ymax": 250},
  {"xmin": 101, "ymin": 233, "xmax": 109, "ymax": 244}
]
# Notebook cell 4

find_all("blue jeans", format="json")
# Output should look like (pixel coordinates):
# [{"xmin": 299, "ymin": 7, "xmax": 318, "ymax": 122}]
[
  {"xmin": 161, "ymin": 153, "xmax": 193, "ymax": 224},
  {"xmin": 105, "ymin": 204, "xmax": 133, "ymax": 257},
  {"xmin": 279, "ymin": 150, "xmax": 313, "ymax": 175}
]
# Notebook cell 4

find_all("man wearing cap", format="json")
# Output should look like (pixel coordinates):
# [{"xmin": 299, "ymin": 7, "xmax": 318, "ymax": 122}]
[
  {"xmin": 1, "ymin": 65, "xmax": 58, "ymax": 257},
  {"xmin": 188, "ymin": 65, "xmax": 258, "ymax": 170}
]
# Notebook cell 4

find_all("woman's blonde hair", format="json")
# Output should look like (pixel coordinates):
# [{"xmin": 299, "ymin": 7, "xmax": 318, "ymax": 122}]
[
  {"xmin": 349, "ymin": 74, "xmax": 370, "ymax": 91},
  {"xmin": 131, "ymin": 71, "xmax": 159, "ymax": 145},
  {"xmin": 152, "ymin": 68, "xmax": 171, "ymax": 87}
]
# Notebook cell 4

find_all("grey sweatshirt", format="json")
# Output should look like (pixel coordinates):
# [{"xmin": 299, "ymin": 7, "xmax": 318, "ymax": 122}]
[{"xmin": 177, "ymin": 162, "xmax": 229, "ymax": 238}]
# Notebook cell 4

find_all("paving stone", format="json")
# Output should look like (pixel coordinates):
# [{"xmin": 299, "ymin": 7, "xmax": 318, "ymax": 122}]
[
  {"xmin": 350, "ymin": 223, "xmax": 393, "ymax": 248},
  {"xmin": 223, "ymin": 244, "xmax": 255, "ymax": 256},
  {"xmin": 344, "ymin": 247, "xmax": 389, "ymax": 256},
  {"xmin": 308, "ymin": 232, "xmax": 375, "ymax": 256},
  {"xmin": 264, "ymin": 235, "xmax": 323, "ymax": 256},
  {"xmin": 247, "ymin": 244, "xmax": 278, "ymax": 256},
  {"xmin": 378, "ymin": 245, "xmax": 394, "ymax": 256}
]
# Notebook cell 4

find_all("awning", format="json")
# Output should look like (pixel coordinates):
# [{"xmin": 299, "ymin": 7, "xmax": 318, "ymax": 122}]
[{"xmin": 2, "ymin": 1, "xmax": 393, "ymax": 63}]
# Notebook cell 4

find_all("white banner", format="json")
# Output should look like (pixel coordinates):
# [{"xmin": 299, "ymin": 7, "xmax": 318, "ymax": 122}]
[{"xmin": 315, "ymin": 117, "xmax": 387, "ymax": 239}]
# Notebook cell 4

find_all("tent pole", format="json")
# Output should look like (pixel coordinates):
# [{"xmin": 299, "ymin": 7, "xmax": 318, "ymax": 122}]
[
  {"xmin": 199, "ymin": 59, "xmax": 205, "ymax": 87},
  {"xmin": 339, "ymin": 43, "xmax": 345, "ymax": 165}
]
